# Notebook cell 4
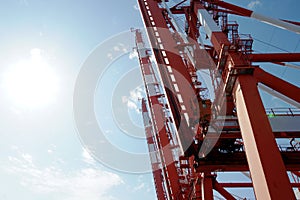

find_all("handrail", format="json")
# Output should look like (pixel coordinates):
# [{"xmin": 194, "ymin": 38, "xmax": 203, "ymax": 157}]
[{"xmin": 266, "ymin": 108, "xmax": 300, "ymax": 117}]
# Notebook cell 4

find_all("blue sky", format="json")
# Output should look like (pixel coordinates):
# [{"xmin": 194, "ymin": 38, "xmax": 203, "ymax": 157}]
[{"xmin": 0, "ymin": 0, "xmax": 299, "ymax": 200}]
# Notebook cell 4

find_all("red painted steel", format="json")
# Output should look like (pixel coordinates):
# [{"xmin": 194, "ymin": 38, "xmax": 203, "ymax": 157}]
[
  {"xmin": 220, "ymin": 182, "xmax": 300, "ymax": 188},
  {"xmin": 250, "ymin": 53, "xmax": 300, "ymax": 62},
  {"xmin": 254, "ymin": 67, "xmax": 300, "ymax": 103},
  {"xmin": 136, "ymin": 29, "xmax": 184, "ymax": 199},
  {"xmin": 213, "ymin": 181, "xmax": 236, "ymax": 200},
  {"xmin": 282, "ymin": 19, "xmax": 300, "ymax": 26},
  {"xmin": 137, "ymin": 1, "xmax": 300, "ymax": 199},
  {"xmin": 142, "ymin": 99, "xmax": 166, "ymax": 200},
  {"xmin": 138, "ymin": 0, "xmax": 201, "ymax": 155},
  {"xmin": 233, "ymin": 75, "xmax": 295, "ymax": 199},
  {"xmin": 201, "ymin": 173, "xmax": 214, "ymax": 200}
]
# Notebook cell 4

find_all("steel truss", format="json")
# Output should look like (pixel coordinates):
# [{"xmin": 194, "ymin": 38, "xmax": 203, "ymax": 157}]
[{"xmin": 136, "ymin": 0, "xmax": 300, "ymax": 199}]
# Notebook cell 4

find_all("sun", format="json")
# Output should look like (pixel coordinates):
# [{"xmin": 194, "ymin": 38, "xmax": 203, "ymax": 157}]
[{"xmin": 3, "ymin": 48, "xmax": 59, "ymax": 108}]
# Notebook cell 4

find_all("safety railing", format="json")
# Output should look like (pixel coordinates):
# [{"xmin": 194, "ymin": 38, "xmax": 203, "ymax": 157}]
[{"xmin": 266, "ymin": 108, "xmax": 300, "ymax": 117}]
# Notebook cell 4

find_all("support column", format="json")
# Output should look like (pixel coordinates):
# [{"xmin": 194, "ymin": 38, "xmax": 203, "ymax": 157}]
[
  {"xmin": 201, "ymin": 173, "xmax": 214, "ymax": 200},
  {"xmin": 213, "ymin": 181, "xmax": 235, "ymax": 200},
  {"xmin": 233, "ymin": 75, "xmax": 295, "ymax": 200}
]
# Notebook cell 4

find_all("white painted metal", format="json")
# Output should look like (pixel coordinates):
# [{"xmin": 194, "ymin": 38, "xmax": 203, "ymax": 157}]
[
  {"xmin": 251, "ymin": 12, "xmax": 300, "ymax": 34},
  {"xmin": 258, "ymin": 84, "xmax": 300, "ymax": 109},
  {"xmin": 197, "ymin": 9, "xmax": 221, "ymax": 38}
]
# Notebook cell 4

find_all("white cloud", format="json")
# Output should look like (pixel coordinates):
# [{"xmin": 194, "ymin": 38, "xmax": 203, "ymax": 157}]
[
  {"xmin": 127, "ymin": 100, "xmax": 139, "ymax": 112},
  {"xmin": 107, "ymin": 53, "xmax": 113, "ymax": 60},
  {"xmin": 130, "ymin": 88, "xmax": 143, "ymax": 100},
  {"xmin": 113, "ymin": 46, "xmax": 120, "ymax": 52},
  {"xmin": 82, "ymin": 148, "xmax": 96, "ymax": 165},
  {"xmin": 21, "ymin": 153, "xmax": 33, "ymax": 165},
  {"xmin": 5, "ymin": 152, "xmax": 123, "ymax": 200},
  {"xmin": 247, "ymin": 0, "xmax": 262, "ymax": 9},
  {"xmin": 122, "ymin": 96, "xmax": 129, "ymax": 104},
  {"xmin": 121, "ymin": 87, "xmax": 145, "ymax": 113},
  {"xmin": 133, "ymin": 4, "xmax": 139, "ymax": 11},
  {"xmin": 129, "ymin": 87, "xmax": 144, "ymax": 113},
  {"xmin": 133, "ymin": 182, "xmax": 145, "ymax": 192},
  {"xmin": 130, "ymin": 175, "xmax": 152, "ymax": 194},
  {"xmin": 129, "ymin": 50, "xmax": 138, "ymax": 60}
]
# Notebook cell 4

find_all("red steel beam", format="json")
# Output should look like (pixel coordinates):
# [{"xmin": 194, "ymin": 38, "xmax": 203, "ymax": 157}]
[
  {"xmin": 202, "ymin": 0, "xmax": 300, "ymax": 34},
  {"xmin": 220, "ymin": 182, "xmax": 300, "ymax": 188},
  {"xmin": 250, "ymin": 53, "xmax": 300, "ymax": 63},
  {"xmin": 201, "ymin": 173, "xmax": 214, "ymax": 200},
  {"xmin": 254, "ymin": 67, "xmax": 300, "ymax": 103},
  {"xmin": 233, "ymin": 74, "xmax": 296, "ymax": 200},
  {"xmin": 212, "ymin": 0, "xmax": 253, "ymax": 17},
  {"xmin": 213, "ymin": 181, "xmax": 236, "ymax": 200},
  {"xmin": 136, "ymin": 29, "xmax": 183, "ymax": 199},
  {"xmin": 142, "ymin": 100, "xmax": 166, "ymax": 200},
  {"xmin": 138, "ymin": 1, "xmax": 213, "ymax": 174},
  {"xmin": 293, "ymin": 171, "xmax": 300, "ymax": 177},
  {"xmin": 205, "ymin": 0, "xmax": 300, "ymax": 27},
  {"xmin": 282, "ymin": 19, "xmax": 300, "ymax": 26},
  {"xmin": 143, "ymin": 65, "xmax": 182, "ymax": 200}
]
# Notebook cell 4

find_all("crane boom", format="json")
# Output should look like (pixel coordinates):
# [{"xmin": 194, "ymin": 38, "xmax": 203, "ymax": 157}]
[{"xmin": 136, "ymin": 1, "xmax": 300, "ymax": 199}]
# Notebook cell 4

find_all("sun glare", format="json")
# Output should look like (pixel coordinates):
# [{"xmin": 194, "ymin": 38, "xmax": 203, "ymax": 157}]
[{"xmin": 3, "ymin": 48, "xmax": 59, "ymax": 108}]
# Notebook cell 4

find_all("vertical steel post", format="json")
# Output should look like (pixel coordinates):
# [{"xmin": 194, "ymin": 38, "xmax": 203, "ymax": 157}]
[
  {"xmin": 233, "ymin": 75, "xmax": 295, "ymax": 200},
  {"xmin": 201, "ymin": 173, "xmax": 214, "ymax": 200}
]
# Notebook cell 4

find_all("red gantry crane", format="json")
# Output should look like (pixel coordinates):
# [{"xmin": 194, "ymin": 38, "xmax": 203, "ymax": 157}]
[{"xmin": 135, "ymin": 0, "xmax": 300, "ymax": 199}]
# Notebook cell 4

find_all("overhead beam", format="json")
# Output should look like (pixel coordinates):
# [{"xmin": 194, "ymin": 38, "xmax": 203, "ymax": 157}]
[
  {"xmin": 205, "ymin": 0, "xmax": 300, "ymax": 34},
  {"xmin": 254, "ymin": 68, "xmax": 300, "ymax": 104},
  {"xmin": 220, "ymin": 182, "xmax": 300, "ymax": 188},
  {"xmin": 250, "ymin": 53, "xmax": 300, "ymax": 63}
]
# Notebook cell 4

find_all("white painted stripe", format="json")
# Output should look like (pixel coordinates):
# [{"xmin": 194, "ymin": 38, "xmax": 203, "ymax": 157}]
[
  {"xmin": 173, "ymin": 83, "xmax": 179, "ymax": 92},
  {"xmin": 155, "ymin": 32, "xmax": 159, "ymax": 36},
  {"xmin": 181, "ymin": 105, "xmax": 186, "ymax": 110},
  {"xmin": 161, "ymin": 50, "xmax": 166, "ymax": 57},
  {"xmin": 146, "ymin": 6, "xmax": 149, "ymax": 10},
  {"xmin": 184, "ymin": 113, "xmax": 189, "ymax": 125},
  {"xmin": 144, "ymin": 2, "xmax": 147, "ymax": 5},
  {"xmin": 170, "ymin": 74, "xmax": 176, "ymax": 82},
  {"xmin": 197, "ymin": 9, "xmax": 221, "ymax": 38},
  {"xmin": 150, "ymin": 16, "xmax": 153, "ymax": 21},
  {"xmin": 167, "ymin": 65, "xmax": 172, "ymax": 73},
  {"xmin": 177, "ymin": 94, "xmax": 183, "ymax": 103},
  {"xmin": 148, "ymin": 10, "xmax": 152, "ymax": 16},
  {"xmin": 153, "ymin": 27, "xmax": 157, "ymax": 31},
  {"xmin": 258, "ymin": 84, "xmax": 300, "ymax": 109},
  {"xmin": 251, "ymin": 12, "xmax": 300, "ymax": 34},
  {"xmin": 164, "ymin": 58, "xmax": 169, "ymax": 64},
  {"xmin": 159, "ymin": 44, "xmax": 164, "ymax": 49},
  {"xmin": 151, "ymin": 21, "xmax": 155, "ymax": 26},
  {"xmin": 157, "ymin": 38, "xmax": 162, "ymax": 43},
  {"xmin": 284, "ymin": 63, "xmax": 300, "ymax": 70}
]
